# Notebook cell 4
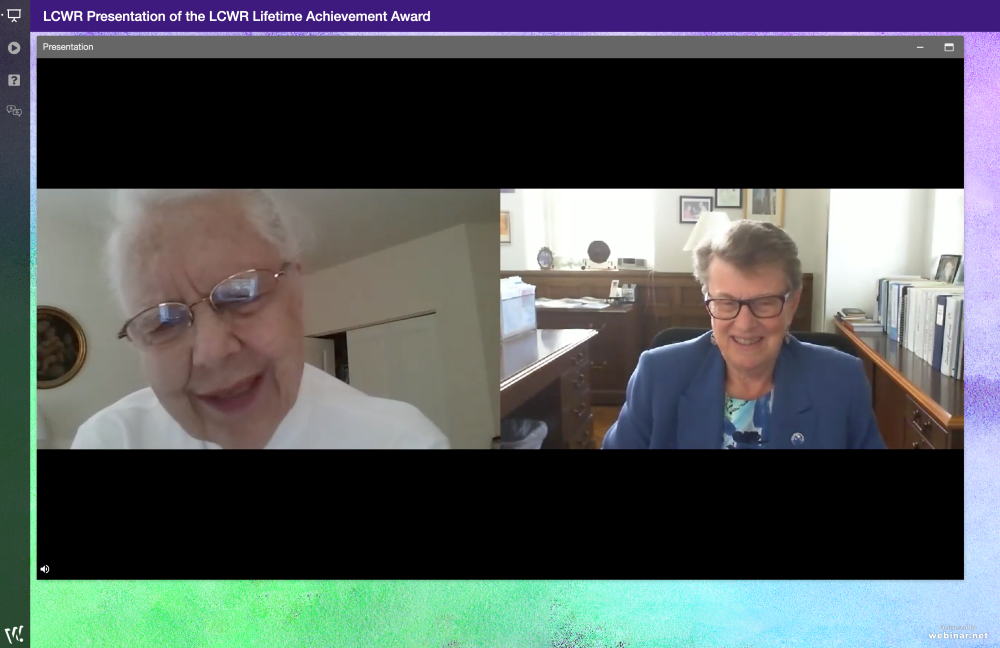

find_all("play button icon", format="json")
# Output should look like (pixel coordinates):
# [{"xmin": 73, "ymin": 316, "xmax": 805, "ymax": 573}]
[{"xmin": 8, "ymin": 42, "xmax": 19, "ymax": 54}]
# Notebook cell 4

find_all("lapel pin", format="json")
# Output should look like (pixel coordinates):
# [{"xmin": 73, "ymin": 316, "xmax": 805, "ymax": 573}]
[{"xmin": 791, "ymin": 432, "xmax": 805, "ymax": 446}]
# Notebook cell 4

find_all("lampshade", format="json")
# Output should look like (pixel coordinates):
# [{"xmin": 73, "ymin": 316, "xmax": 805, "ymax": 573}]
[{"xmin": 683, "ymin": 212, "xmax": 734, "ymax": 251}]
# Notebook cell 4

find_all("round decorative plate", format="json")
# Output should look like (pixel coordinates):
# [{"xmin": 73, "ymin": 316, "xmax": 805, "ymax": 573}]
[
  {"xmin": 37, "ymin": 306, "xmax": 87, "ymax": 389},
  {"xmin": 587, "ymin": 240, "xmax": 611, "ymax": 264}
]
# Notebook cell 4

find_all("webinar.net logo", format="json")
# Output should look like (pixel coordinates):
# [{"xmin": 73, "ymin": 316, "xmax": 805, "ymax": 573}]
[{"xmin": 930, "ymin": 625, "xmax": 988, "ymax": 639}]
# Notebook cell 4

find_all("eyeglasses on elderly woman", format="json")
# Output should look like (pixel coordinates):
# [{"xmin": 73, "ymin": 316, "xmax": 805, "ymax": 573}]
[
  {"xmin": 117, "ymin": 263, "xmax": 292, "ymax": 348},
  {"xmin": 704, "ymin": 292, "xmax": 791, "ymax": 320}
]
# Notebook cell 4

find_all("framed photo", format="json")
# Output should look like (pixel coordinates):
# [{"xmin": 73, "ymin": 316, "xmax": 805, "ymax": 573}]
[
  {"xmin": 715, "ymin": 189, "xmax": 743, "ymax": 209},
  {"xmin": 37, "ymin": 306, "xmax": 87, "ymax": 389},
  {"xmin": 953, "ymin": 257, "xmax": 964, "ymax": 284},
  {"xmin": 935, "ymin": 254, "xmax": 962, "ymax": 283},
  {"xmin": 500, "ymin": 210, "xmax": 511, "ymax": 244},
  {"xmin": 679, "ymin": 196, "xmax": 713, "ymax": 224},
  {"xmin": 744, "ymin": 189, "xmax": 785, "ymax": 227},
  {"xmin": 500, "ymin": 189, "xmax": 516, "ymax": 194}
]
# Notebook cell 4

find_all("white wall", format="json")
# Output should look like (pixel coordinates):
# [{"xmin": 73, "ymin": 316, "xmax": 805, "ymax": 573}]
[
  {"xmin": 302, "ymin": 223, "xmax": 494, "ymax": 449},
  {"xmin": 824, "ymin": 189, "xmax": 932, "ymax": 332},
  {"xmin": 522, "ymin": 189, "xmax": 547, "ymax": 269},
  {"xmin": 653, "ymin": 188, "xmax": 723, "ymax": 272},
  {"xmin": 464, "ymin": 222, "xmax": 500, "ymax": 430},
  {"xmin": 787, "ymin": 189, "xmax": 831, "ymax": 333},
  {"xmin": 37, "ymin": 210, "xmax": 147, "ymax": 447},
  {"xmin": 926, "ymin": 188, "xmax": 965, "ymax": 276},
  {"xmin": 500, "ymin": 189, "xmax": 547, "ymax": 270}
]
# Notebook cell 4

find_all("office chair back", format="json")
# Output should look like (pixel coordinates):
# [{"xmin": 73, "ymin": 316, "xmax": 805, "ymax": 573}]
[
  {"xmin": 649, "ymin": 328, "xmax": 709, "ymax": 349},
  {"xmin": 649, "ymin": 328, "xmax": 857, "ymax": 358}
]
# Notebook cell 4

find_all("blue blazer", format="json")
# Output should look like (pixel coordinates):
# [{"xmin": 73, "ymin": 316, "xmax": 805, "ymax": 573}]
[{"xmin": 602, "ymin": 332, "xmax": 885, "ymax": 449}]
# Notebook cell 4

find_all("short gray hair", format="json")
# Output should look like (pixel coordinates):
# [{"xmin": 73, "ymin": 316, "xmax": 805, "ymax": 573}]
[
  {"xmin": 105, "ymin": 189, "xmax": 302, "ymax": 312},
  {"xmin": 693, "ymin": 220, "xmax": 802, "ymax": 294}
]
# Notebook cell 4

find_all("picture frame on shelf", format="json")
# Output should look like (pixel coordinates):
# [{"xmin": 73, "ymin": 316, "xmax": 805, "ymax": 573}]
[
  {"xmin": 743, "ymin": 189, "xmax": 785, "ymax": 227},
  {"xmin": 679, "ymin": 196, "xmax": 713, "ymax": 224},
  {"xmin": 935, "ymin": 254, "xmax": 962, "ymax": 283}
]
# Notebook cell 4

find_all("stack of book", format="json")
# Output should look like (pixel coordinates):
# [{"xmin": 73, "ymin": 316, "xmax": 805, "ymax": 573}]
[
  {"xmin": 835, "ymin": 309, "xmax": 882, "ymax": 332},
  {"xmin": 875, "ymin": 276, "xmax": 964, "ymax": 379}
]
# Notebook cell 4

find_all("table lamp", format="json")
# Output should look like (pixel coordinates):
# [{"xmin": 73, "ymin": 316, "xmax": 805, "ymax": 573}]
[{"xmin": 683, "ymin": 211, "xmax": 734, "ymax": 251}]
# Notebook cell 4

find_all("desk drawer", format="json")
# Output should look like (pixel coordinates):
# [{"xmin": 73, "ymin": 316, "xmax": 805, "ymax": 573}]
[
  {"xmin": 562, "ymin": 389, "xmax": 591, "ymax": 420},
  {"xmin": 560, "ymin": 364, "xmax": 590, "ymax": 405},
  {"xmin": 562, "ymin": 389, "xmax": 591, "ymax": 436},
  {"xmin": 903, "ymin": 421, "xmax": 934, "ymax": 450},
  {"xmin": 588, "ymin": 325, "xmax": 624, "ymax": 391},
  {"xmin": 905, "ymin": 396, "xmax": 952, "ymax": 449},
  {"xmin": 560, "ymin": 345, "xmax": 590, "ymax": 374},
  {"xmin": 589, "ymin": 357, "xmax": 622, "ymax": 392},
  {"xmin": 565, "ymin": 413, "xmax": 595, "ymax": 449}
]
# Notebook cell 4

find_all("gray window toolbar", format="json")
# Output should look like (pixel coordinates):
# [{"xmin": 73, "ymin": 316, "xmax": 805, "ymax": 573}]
[{"xmin": 35, "ymin": 35, "xmax": 964, "ymax": 59}]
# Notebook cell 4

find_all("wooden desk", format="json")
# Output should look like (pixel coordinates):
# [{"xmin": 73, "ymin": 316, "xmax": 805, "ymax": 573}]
[
  {"xmin": 834, "ymin": 320, "xmax": 963, "ymax": 450},
  {"xmin": 501, "ymin": 328, "xmax": 599, "ymax": 449},
  {"xmin": 535, "ymin": 303, "xmax": 642, "ymax": 405}
]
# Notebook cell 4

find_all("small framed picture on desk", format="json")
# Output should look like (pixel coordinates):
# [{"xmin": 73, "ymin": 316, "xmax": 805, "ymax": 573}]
[{"xmin": 935, "ymin": 254, "xmax": 962, "ymax": 283}]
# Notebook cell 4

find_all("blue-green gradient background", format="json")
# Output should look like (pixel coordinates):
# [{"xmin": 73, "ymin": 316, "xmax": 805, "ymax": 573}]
[{"xmin": 30, "ymin": 32, "xmax": 995, "ymax": 647}]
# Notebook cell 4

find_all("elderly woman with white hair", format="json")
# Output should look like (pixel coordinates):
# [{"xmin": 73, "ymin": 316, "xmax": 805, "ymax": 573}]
[{"xmin": 72, "ymin": 189, "xmax": 450, "ymax": 449}]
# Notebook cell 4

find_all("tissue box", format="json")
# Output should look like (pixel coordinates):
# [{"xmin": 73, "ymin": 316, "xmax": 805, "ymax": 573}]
[{"xmin": 501, "ymin": 277, "xmax": 537, "ymax": 341}]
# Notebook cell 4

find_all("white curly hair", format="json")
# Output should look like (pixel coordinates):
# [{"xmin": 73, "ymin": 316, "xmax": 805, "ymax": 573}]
[{"xmin": 105, "ymin": 189, "xmax": 302, "ymax": 312}]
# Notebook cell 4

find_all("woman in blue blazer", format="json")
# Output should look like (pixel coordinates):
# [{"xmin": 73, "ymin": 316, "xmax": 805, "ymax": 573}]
[{"xmin": 602, "ymin": 220, "xmax": 885, "ymax": 450}]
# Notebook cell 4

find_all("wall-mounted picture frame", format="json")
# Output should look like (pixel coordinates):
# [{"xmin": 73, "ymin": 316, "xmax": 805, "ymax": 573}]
[
  {"xmin": 744, "ymin": 189, "xmax": 785, "ymax": 227},
  {"xmin": 715, "ymin": 189, "xmax": 743, "ymax": 209},
  {"xmin": 679, "ymin": 196, "xmax": 713, "ymax": 224},
  {"xmin": 501, "ymin": 210, "xmax": 511, "ymax": 244},
  {"xmin": 37, "ymin": 305, "xmax": 88, "ymax": 390},
  {"xmin": 935, "ymin": 254, "xmax": 962, "ymax": 283},
  {"xmin": 500, "ymin": 189, "xmax": 516, "ymax": 193}
]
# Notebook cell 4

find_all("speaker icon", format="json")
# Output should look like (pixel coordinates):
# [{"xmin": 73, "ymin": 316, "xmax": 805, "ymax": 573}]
[{"xmin": 40, "ymin": 565, "xmax": 49, "ymax": 573}]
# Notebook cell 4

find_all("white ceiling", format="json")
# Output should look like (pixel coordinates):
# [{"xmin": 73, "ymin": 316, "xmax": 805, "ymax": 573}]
[{"xmin": 38, "ymin": 189, "xmax": 495, "ymax": 272}]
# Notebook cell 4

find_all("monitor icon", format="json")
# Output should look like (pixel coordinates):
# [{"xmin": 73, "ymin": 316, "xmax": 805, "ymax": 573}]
[
  {"xmin": 944, "ymin": 43, "xmax": 955, "ymax": 52},
  {"xmin": 7, "ymin": 9, "xmax": 20, "ymax": 22}
]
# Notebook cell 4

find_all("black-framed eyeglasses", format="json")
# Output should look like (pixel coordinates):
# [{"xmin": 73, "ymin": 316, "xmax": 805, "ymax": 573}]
[
  {"xmin": 118, "ymin": 263, "xmax": 292, "ymax": 348},
  {"xmin": 705, "ymin": 292, "xmax": 790, "ymax": 320}
]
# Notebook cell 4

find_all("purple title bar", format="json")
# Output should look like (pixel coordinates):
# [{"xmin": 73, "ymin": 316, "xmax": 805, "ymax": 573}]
[{"xmin": 25, "ymin": 0, "xmax": 996, "ymax": 32}]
